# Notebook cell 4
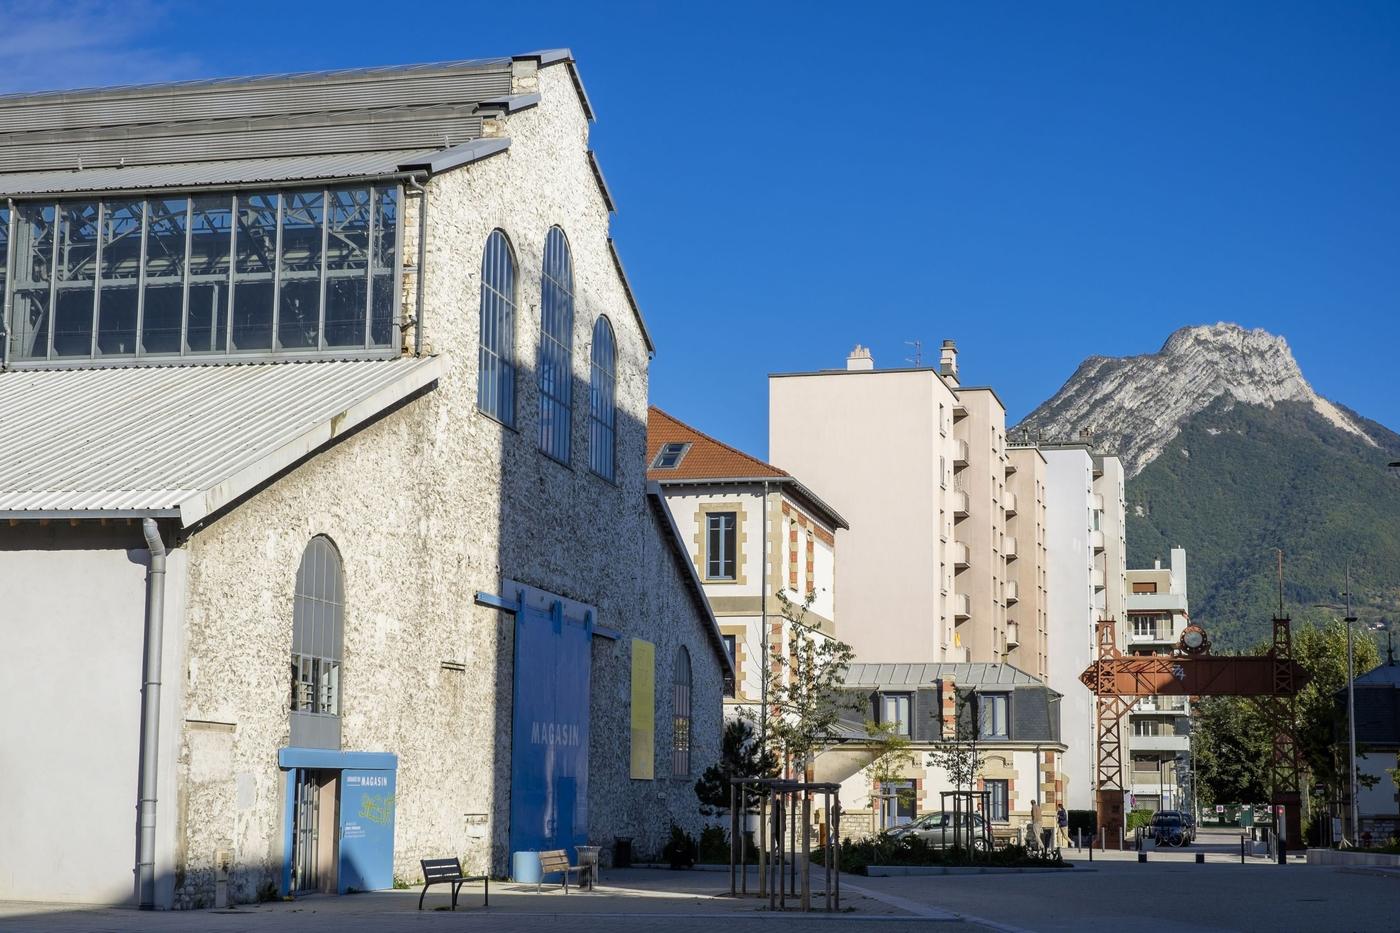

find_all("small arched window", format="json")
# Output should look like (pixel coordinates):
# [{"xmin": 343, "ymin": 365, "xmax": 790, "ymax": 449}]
[
  {"xmin": 291, "ymin": 536, "xmax": 344, "ymax": 724},
  {"xmin": 538, "ymin": 226, "xmax": 574, "ymax": 462},
  {"xmin": 672, "ymin": 646, "xmax": 692, "ymax": 777},
  {"xmin": 477, "ymin": 229, "xmax": 516, "ymax": 425},
  {"xmin": 589, "ymin": 316, "xmax": 616, "ymax": 480}
]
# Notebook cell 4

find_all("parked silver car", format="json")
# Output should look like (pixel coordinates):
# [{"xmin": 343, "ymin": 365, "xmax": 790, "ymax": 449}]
[{"xmin": 887, "ymin": 811, "xmax": 991, "ymax": 851}]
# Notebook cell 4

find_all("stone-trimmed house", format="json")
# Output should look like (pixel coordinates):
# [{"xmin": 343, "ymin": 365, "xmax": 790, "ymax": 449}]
[
  {"xmin": 820, "ymin": 663, "xmax": 1065, "ymax": 840},
  {"xmin": 0, "ymin": 50, "xmax": 729, "ymax": 909},
  {"xmin": 646, "ymin": 406, "xmax": 847, "ymax": 720}
]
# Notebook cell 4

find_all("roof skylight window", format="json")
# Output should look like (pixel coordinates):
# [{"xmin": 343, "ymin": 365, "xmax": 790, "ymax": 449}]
[{"xmin": 652, "ymin": 442, "xmax": 691, "ymax": 470}]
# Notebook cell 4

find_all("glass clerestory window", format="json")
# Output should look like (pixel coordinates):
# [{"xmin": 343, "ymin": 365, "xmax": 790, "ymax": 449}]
[
  {"xmin": 589, "ymin": 316, "xmax": 617, "ymax": 481},
  {"xmin": 3, "ymin": 184, "xmax": 399, "ymax": 364},
  {"xmin": 538, "ymin": 226, "xmax": 574, "ymax": 462}
]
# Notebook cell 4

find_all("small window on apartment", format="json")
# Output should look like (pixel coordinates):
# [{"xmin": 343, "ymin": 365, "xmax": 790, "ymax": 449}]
[
  {"xmin": 1132, "ymin": 582, "xmax": 1158, "ymax": 594},
  {"xmin": 706, "ymin": 511, "xmax": 737, "ymax": 580},
  {"xmin": 881, "ymin": 780, "xmax": 917, "ymax": 828},
  {"xmin": 879, "ymin": 693, "xmax": 912, "ymax": 736},
  {"xmin": 986, "ymin": 779, "xmax": 1009, "ymax": 821},
  {"xmin": 978, "ymin": 692, "xmax": 1009, "ymax": 739},
  {"xmin": 722, "ymin": 634, "xmax": 736, "ymax": 667},
  {"xmin": 652, "ymin": 442, "xmax": 691, "ymax": 470}
]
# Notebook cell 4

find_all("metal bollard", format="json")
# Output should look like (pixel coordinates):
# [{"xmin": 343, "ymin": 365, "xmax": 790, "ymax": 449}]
[
  {"xmin": 1195, "ymin": 852, "xmax": 1205, "ymax": 864},
  {"xmin": 1138, "ymin": 852, "xmax": 1147, "ymax": 863},
  {"xmin": 1240, "ymin": 835, "xmax": 1245, "ymax": 864}
]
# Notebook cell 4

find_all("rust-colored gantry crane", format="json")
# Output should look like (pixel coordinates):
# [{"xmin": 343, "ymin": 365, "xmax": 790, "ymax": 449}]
[{"xmin": 1079, "ymin": 617, "xmax": 1309, "ymax": 848}]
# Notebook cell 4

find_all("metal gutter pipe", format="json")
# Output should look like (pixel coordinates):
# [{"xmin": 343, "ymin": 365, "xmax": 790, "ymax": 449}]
[
  {"xmin": 405, "ymin": 176, "xmax": 429, "ymax": 357},
  {"xmin": 136, "ymin": 518, "xmax": 167, "ymax": 909}
]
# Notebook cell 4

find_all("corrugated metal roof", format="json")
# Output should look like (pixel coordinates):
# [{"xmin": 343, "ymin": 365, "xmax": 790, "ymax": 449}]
[
  {"xmin": 844, "ymin": 662, "xmax": 1045, "ymax": 688},
  {"xmin": 0, "ymin": 357, "xmax": 445, "ymax": 526},
  {"xmin": 0, "ymin": 52, "xmax": 572, "ymax": 175},
  {"xmin": 0, "ymin": 150, "xmax": 435, "ymax": 197}
]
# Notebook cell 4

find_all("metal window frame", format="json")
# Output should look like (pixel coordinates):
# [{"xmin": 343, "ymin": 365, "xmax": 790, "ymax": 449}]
[
  {"xmin": 706, "ymin": 511, "xmax": 738, "ymax": 581},
  {"xmin": 3, "ymin": 181, "xmax": 402, "ymax": 369},
  {"xmin": 588, "ymin": 314, "xmax": 616, "ymax": 480},
  {"xmin": 537, "ymin": 225, "xmax": 574, "ymax": 463},
  {"xmin": 477, "ymin": 228, "xmax": 517, "ymax": 426}
]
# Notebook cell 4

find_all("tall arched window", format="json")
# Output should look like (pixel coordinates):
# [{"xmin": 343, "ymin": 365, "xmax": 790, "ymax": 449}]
[
  {"xmin": 672, "ymin": 646, "xmax": 692, "ymax": 777},
  {"xmin": 478, "ymin": 229, "xmax": 517, "ymax": 425},
  {"xmin": 538, "ymin": 226, "xmax": 574, "ymax": 462},
  {"xmin": 290, "ymin": 535, "xmax": 344, "ymax": 749},
  {"xmin": 589, "ymin": 316, "xmax": 616, "ymax": 480}
]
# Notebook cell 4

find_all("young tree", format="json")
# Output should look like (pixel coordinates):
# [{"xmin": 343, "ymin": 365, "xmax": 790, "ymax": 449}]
[
  {"xmin": 747, "ymin": 589, "xmax": 857, "ymax": 779},
  {"xmin": 694, "ymin": 718, "xmax": 779, "ymax": 815},
  {"xmin": 926, "ymin": 689, "xmax": 984, "ymax": 847},
  {"xmin": 863, "ymin": 719, "xmax": 917, "ymax": 831}
]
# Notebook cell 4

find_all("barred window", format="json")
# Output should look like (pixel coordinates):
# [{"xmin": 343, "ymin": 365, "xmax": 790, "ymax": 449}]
[
  {"xmin": 589, "ymin": 316, "xmax": 617, "ymax": 480},
  {"xmin": 538, "ymin": 226, "xmax": 574, "ymax": 462},
  {"xmin": 478, "ymin": 229, "xmax": 517, "ymax": 425},
  {"xmin": 290, "ymin": 536, "xmax": 344, "ymax": 718},
  {"xmin": 672, "ymin": 646, "xmax": 692, "ymax": 778}
]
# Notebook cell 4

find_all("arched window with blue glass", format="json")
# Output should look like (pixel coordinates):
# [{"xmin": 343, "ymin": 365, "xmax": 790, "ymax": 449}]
[
  {"xmin": 589, "ymin": 316, "xmax": 617, "ymax": 480},
  {"xmin": 538, "ymin": 226, "xmax": 574, "ymax": 462},
  {"xmin": 477, "ymin": 229, "xmax": 517, "ymax": 425}
]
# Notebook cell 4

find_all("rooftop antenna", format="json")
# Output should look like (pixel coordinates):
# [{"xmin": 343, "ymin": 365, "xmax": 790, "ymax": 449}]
[
  {"xmin": 1274, "ymin": 549, "xmax": 1285, "ymax": 617},
  {"xmin": 904, "ymin": 339, "xmax": 923, "ymax": 367}
]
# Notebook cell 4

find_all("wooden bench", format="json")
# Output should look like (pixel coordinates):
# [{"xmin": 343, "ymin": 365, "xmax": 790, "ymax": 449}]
[
  {"xmin": 536, "ymin": 849, "xmax": 588, "ymax": 893},
  {"xmin": 418, "ymin": 857, "xmax": 489, "ymax": 910}
]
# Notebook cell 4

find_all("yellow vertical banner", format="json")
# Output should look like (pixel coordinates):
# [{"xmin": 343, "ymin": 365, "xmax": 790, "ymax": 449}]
[{"xmin": 630, "ymin": 638, "xmax": 655, "ymax": 779}]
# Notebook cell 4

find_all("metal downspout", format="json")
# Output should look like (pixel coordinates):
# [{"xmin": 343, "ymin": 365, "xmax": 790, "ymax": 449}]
[
  {"xmin": 406, "ymin": 176, "xmax": 428, "ymax": 357},
  {"xmin": 136, "ymin": 518, "xmax": 167, "ymax": 909}
]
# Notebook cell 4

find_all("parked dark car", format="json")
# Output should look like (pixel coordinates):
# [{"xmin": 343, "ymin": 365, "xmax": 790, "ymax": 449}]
[
  {"xmin": 1149, "ymin": 810, "xmax": 1191, "ymax": 846},
  {"xmin": 887, "ymin": 811, "xmax": 991, "ymax": 851}
]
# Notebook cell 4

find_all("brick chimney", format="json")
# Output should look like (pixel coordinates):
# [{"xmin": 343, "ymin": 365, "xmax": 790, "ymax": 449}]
[{"xmin": 846, "ymin": 344, "xmax": 874, "ymax": 371}]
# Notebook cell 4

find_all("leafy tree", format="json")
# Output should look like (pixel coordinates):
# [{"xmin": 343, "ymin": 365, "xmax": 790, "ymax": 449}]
[
  {"xmin": 1194, "ymin": 620, "xmax": 1382, "ymax": 815},
  {"xmin": 746, "ymin": 589, "xmax": 857, "ymax": 779},
  {"xmin": 694, "ymin": 718, "xmax": 779, "ymax": 815},
  {"xmin": 927, "ymin": 689, "xmax": 984, "ymax": 846}
]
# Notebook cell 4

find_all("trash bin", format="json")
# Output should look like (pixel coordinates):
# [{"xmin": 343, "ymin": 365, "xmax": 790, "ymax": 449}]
[
  {"xmin": 614, "ymin": 836, "xmax": 633, "ymax": 868},
  {"xmin": 512, "ymin": 850, "xmax": 542, "ymax": 884}
]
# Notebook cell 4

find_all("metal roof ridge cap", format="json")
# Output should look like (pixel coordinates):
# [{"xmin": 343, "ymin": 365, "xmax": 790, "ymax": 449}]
[
  {"xmin": 587, "ymin": 150, "xmax": 616, "ymax": 213},
  {"xmin": 175, "ymin": 355, "xmax": 446, "ymax": 527}
]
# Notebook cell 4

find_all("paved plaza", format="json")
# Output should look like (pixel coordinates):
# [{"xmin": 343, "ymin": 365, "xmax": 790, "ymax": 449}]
[{"xmin": 2, "ymin": 832, "xmax": 1397, "ymax": 933}]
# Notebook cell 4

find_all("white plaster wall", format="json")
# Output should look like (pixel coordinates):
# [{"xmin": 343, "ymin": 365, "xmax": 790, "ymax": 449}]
[
  {"xmin": 0, "ymin": 532, "xmax": 185, "ymax": 907},
  {"xmin": 1043, "ymin": 448, "xmax": 1096, "ymax": 811},
  {"xmin": 661, "ymin": 487, "xmax": 765, "ymax": 598},
  {"xmin": 169, "ymin": 63, "xmax": 724, "ymax": 904}
]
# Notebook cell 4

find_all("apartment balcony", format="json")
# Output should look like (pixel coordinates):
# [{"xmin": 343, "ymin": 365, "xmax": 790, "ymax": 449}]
[
  {"xmin": 1004, "ymin": 536, "xmax": 1018, "ymax": 560},
  {"xmin": 1006, "ymin": 620, "xmax": 1020, "ymax": 647},
  {"xmin": 1091, "ymin": 568, "xmax": 1105, "ymax": 590},
  {"xmin": 1133, "ymin": 696, "xmax": 1189, "ymax": 714},
  {"xmin": 1005, "ymin": 580, "xmax": 1019, "ymax": 604},
  {"xmin": 952, "ymin": 489, "xmax": 969, "ymax": 518},
  {"xmin": 1090, "ymin": 529, "xmax": 1105, "ymax": 552},
  {"xmin": 1005, "ymin": 460, "xmax": 1018, "ymax": 476},
  {"xmin": 1130, "ymin": 733, "xmax": 1190, "ymax": 753},
  {"xmin": 1129, "ymin": 627, "xmax": 1175, "ymax": 646},
  {"xmin": 953, "ymin": 403, "xmax": 968, "ymax": 421},
  {"xmin": 953, "ymin": 592, "xmax": 971, "ymax": 619},
  {"xmin": 953, "ymin": 438, "xmax": 970, "ymax": 467},
  {"xmin": 952, "ymin": 541, "xmax": 970, "ymax": 568},
  {"xmin": 1090, "ymin": 492, "xmax": 1104, "ymax": 512},
  {"xmin": 1004, "ymin": 491, "xmax": 1017, "ymax": 516}
]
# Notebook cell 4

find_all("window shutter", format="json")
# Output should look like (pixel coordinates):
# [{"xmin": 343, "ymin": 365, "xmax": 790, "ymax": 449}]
[{"xmin": 914, "ymin": 687, "xmax": 938, "ymax": 742}]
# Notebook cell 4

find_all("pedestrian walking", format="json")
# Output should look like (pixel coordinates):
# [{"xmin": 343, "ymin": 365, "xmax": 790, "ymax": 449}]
[
  {"xmin": 1029, "ymin": 798, "xmax": 1043, "ymax": 851},
  {"xmin": 1056, "ymin": 803, "xmax": 1069, "ymax": 848}
]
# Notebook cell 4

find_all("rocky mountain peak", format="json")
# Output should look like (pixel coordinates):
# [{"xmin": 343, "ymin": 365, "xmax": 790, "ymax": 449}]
[{"xmin": 1016, "ymin": 322, "xmax": 1375, "ymax": 476}]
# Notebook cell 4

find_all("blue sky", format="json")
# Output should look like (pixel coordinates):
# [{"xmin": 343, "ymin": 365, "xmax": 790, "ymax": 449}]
[{"xmin": 5, "ymin": 1, "xmax": 1397, "ymax": 459}]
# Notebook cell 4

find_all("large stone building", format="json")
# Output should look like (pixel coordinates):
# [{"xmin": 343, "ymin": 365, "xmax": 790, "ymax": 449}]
[
  {"xmin": 646, "ymin": 407, "xmax": 846, "ymax": 720},
  {"xmin": 0, "ymin": 51, "xmax": 729, "ymax": 909}
]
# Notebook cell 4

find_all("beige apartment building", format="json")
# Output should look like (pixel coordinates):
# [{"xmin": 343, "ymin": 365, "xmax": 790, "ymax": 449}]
[
  {"xmin": 769, "ymin": 342, "xmax": 1023, "ymax": 667},
  {"xmin": 1125, "ymin": 548, "xmax": 1191, "ymax": 813},
  {"xmin": 1006, "ymin": 446, "xmax": 1050, "ymax": 680},
  {"xmin": 647, "ymin": 407, "xmax": 847, "ymax": 718}
]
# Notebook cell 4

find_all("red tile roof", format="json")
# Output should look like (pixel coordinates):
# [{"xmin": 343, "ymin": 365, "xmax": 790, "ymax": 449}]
[{"xmin": 646, "ymin": 406, "xmax": 788, "ymax": 482}]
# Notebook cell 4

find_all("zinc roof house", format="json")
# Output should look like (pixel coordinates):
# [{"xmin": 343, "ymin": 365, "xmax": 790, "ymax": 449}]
[{"xmin": 0, "ymin": 52, "xmax": 728, "ymax": 910}]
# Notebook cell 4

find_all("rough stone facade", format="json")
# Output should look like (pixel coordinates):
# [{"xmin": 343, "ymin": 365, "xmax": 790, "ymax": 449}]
[{"xmin": 169, "ymin": 62, "xmax": 724, "ymax": 906}]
